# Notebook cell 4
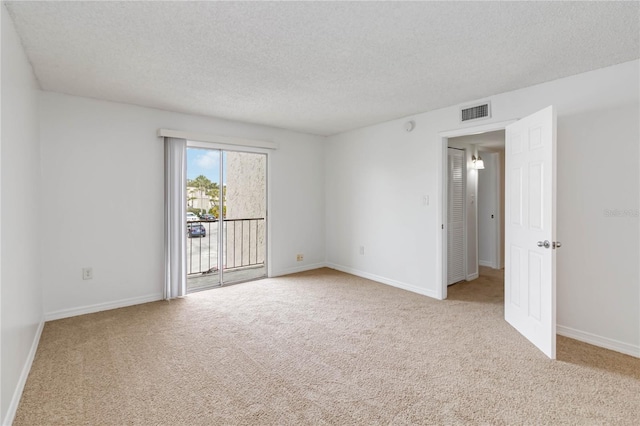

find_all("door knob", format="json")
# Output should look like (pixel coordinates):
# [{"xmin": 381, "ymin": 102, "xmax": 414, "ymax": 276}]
[
  {"xmin": 537, "ymin": 240, "xmax": 551, "ymax": 249},
  {"xmin": 553, "ymin": 241, "xmax": 562, "ymax": 249}
]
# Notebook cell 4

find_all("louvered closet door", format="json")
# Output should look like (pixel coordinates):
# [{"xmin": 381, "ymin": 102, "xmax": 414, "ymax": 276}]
[{"xmin": 448, "ymin": 148, "xmax": 465, "ymax": 285}]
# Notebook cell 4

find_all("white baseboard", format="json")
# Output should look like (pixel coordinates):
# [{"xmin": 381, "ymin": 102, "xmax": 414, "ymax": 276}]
[
  {"xmin": 466, "ymin": 272, "xmax": 479, "ymax": 281},
  {"xmin": 270, "ymin": 262, "xmax": 328, "ymax": 277},
  {"xmin": 44, "ymin": 293, "xmax": 163, "ymax": 321},
  {"xmin": 557, "ymin": 324, "xmax": 640, "ymax": 358},
  {"xmin": 478, "ymin": 260, "xmax": 496, "ymax": 268},
  {"xmin": 3, "ymin": 319, "xmax": 45, "ymax": 426},
  {"xmin": 326, "ymin": 263, "xmax": 439, "ymax": 299}
]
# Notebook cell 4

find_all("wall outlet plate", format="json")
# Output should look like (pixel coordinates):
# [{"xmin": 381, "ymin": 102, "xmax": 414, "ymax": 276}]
[
  {"xmin": 296, "ymin": 254, "xmax": 303, "ymax": 262},
  {"xmin": 82, "ymin": 267, "xmax": 93, "ymax": 280}
]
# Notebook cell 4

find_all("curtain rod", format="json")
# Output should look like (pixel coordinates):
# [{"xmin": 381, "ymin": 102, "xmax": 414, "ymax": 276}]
[{"xmin": 157, "ymin": 129, "xmax": 278, "ymax": 150}]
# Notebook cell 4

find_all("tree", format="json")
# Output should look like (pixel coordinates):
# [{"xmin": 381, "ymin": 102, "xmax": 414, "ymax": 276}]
[
  {"xmin": 187, "ymin": 176, "xmax": 226, "ymax": 216},
  {"xmin": 209, "ymin": 205, "xmax": 226, "ymax": 219},
  {"xmin": 187, "ymin": 175, "xmax": 215, "ymax": 191},
  {"xmin": 207, "ymin": 185, "xmax": 220, "ymax": 203},
  {"xmin": 188, "ymin": 175, "xmax": 221, "ymax": 201}
]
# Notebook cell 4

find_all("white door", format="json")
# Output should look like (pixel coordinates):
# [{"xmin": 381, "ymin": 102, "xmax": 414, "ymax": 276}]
[
  {"xmin": 447, "ymin": 148, "xmax": 465, "ymax": 285},
  {"xmin": 504, "ymin": 106, "xmax": 557, "ymax": 359}
]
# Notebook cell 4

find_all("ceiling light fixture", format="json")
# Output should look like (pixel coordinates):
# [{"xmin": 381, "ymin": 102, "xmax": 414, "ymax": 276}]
[{"xmin": 472, "ymin": 155, "xmax": 485, "ymax": 170}]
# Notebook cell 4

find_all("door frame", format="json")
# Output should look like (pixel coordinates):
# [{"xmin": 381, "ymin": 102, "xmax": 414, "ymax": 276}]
[
  {"xmin": 438, "ymin": 120, "xmax": 516, "ymax": 300},
  {"xmin": 186, "ymin": 140, "xmax": 271, "ymax": 281}
]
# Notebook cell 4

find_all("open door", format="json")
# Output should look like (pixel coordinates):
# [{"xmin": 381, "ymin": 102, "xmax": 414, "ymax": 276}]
[
  {"xmin": 185, "ymin": 147, "xmax": 267, "ymax": 292},
  {"xmin": 447, "ymin": 148, "xmax": 466, "ymax": 285},
  {"xmin": 504, "ymin": 106, "xmax": 557, "ymax": 359}
]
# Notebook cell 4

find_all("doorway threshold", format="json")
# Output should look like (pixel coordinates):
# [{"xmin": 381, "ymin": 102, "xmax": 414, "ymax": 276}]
[{"xmin": 187, "ymin": 264, "xmax": 267, "ymax": 293}]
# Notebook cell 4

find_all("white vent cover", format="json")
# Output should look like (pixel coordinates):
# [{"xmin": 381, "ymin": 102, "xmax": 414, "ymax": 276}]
[{"xmin": 460, "ymin": 102, "xmax": 491, "ymax": 122}]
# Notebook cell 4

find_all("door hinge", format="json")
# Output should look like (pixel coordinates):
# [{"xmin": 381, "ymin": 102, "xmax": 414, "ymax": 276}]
[{"xmin": 442, "ymin": 224, "xmax": 444, "ymax": 230}]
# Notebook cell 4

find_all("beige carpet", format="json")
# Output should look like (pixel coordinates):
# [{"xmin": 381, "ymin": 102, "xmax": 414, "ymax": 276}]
[{"xmin": 15, "ymin": 268, "xmax": 640, "ymax": 425}]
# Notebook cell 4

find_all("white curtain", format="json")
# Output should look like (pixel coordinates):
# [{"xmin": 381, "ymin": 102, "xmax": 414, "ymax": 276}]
[{"xmin": 164, "ymin": 137, "xmax": 187, "ymax": 299}]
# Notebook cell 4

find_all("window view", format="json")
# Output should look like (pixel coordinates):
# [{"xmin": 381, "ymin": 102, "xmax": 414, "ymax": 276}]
[{"xmin": 186, "ymin": 147, "xmax": 266, "ymax": 291}]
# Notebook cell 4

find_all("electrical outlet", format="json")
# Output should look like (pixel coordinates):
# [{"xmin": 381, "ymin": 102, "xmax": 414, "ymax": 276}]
[
  {"xmin": 359, "ymin": 246, "xmax": 365, "ymax": 255},
  {"xmin": 82, "ymin": 267, "xmax": 93, "ymax": 280},
  {"xmin": 296, "ymin": 254, "xmax": 304, "ymax": 262}
]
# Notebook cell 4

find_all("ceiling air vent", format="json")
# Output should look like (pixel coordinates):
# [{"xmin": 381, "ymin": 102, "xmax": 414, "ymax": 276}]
[{"xmin": 460, "ymin": 102, "xmax": 491, "ymax": 122}]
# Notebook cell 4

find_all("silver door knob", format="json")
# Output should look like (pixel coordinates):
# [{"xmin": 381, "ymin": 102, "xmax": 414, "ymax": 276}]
[
  {"xmin": 553, "ymin": 241, "xmax": 562, "ymax": 249},
  {"xmin": 537, "ymin": 240, "xmax": 551, "ymax": 249}
]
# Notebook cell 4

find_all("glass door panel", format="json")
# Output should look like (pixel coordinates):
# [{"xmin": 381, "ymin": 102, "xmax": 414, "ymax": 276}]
[
  {"xmin": 186, "ymin": 147, "xmax": 267, "ymax": 291},
  {"xmin": 222, "ymin": 151, "xmax": 267, "ymax": 284},
  {"xmin": 186, "ymin": 147, "xmax": 222, "ymax": 291}
]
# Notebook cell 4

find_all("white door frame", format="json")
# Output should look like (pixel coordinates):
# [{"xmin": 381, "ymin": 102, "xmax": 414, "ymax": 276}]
[{"xmin": 438, "ymin": 120, "xmax": 517, "ymax": 300}]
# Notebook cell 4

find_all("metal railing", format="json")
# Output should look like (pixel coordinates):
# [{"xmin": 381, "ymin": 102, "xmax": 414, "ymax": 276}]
[{"xmin": 186, "ymin": 218, "xmax": 265, "ymax": 276}]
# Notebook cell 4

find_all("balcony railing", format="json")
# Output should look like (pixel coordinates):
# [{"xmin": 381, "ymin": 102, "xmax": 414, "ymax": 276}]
[{"xmin": 186, "ymin": 218, "xmax": 265, "ymax": 276}]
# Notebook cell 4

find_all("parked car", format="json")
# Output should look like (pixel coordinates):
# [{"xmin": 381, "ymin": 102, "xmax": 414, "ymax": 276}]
[
  {"xmin": 201, "ymin": 214, "xmax": 217, "ymax": 221},
  {"xmin": 187, "ymin": 222, "xmax": 206, "ymax": 238},
  {"xmin": 186, "ymin": 212, "xmax": 199, "ymax": 222}
]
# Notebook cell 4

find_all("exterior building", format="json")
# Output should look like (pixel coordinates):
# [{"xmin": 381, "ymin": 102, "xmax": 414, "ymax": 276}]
[
  {"xmin": 225, "ymin": 152, "xmax": 267, "ymax": 267},
  {"xmin": 186, "ymin": 187, "xmax": 212, "ymax": 214}
]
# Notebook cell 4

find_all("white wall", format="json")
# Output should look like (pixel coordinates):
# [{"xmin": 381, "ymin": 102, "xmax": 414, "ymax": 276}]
[
  {"xmin": 326, "ymin": 60, "xmax": 640, "ymax": 356},
  {"xmin": 1, "ymin": 6, "xmax": 43, "ymax": 424},
  {"xmin": 556, "ymin": 105, "xmax": 639, "ymax": 353},
  {"xmin": 462, "ymin": 150, "xmax": 478, "ymax": 280},
  {"xmin": 325, "ymin": 116, "xmax": 441, "ymax": 297},
  {"xmin": 39, "ymin": 92, "xmax": 326, "ymax": 318},
  {"xmin": 477, "ymin": 152, "xmax": 499, "ymax": 268}
]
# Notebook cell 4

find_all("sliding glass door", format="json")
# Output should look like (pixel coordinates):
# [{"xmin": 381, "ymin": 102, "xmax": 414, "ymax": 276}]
[{"xmin": 186, "ymin": 146, "xmax": 267, "ymax": 291}]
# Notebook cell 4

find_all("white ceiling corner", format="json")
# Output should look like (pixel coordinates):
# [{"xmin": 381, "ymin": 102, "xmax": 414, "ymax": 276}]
[{"xmin": 5, "ymin": 1, "xmax": 639, "ymax": 136}]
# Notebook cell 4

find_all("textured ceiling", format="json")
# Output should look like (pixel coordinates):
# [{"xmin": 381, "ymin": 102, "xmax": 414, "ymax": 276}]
[{"xmin": 5, "ymin": 1, "xmax": 639, "ymax": 136}]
